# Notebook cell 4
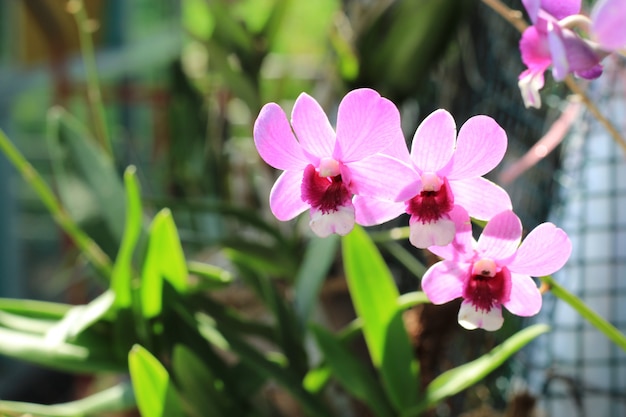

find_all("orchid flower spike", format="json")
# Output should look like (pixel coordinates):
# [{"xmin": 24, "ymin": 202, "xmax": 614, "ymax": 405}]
[
  {"xmin": 422, "ymin": 208, "xmax": 572, "ymax": 331},
  {"xmin": 518, "ymin": 0, "xmax": 608, "ymax": 108},
  {"xmin": 354, "ymin": 109, "xmax": 512, "ymax": 248},
  {"xmin": 253, "ymin": 88, "xmax": 414, "ymax": 237}
]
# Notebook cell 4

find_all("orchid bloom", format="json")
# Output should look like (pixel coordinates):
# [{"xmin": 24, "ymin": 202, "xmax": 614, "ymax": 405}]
[
  {"xmin": 354, "ymin": 109, "xmax": 512, "ymax": 248},
  {"xmin": 518, "ymin": 0, "xmax": 607, "ymax": 108},
  {"xmin": 253, "ymin": 88, "xmax": 414, "ymax": 237},
  {"xmin": 422, "ymin": 208, "xmax": 572, "ymax": 331}
]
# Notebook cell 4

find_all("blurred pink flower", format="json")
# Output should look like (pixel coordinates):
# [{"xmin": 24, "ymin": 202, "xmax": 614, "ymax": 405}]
[
  {"xmin": 422, "ymin": 209, "xmax": 572, "ymax": 331},
  {"xmin": 354, "ymin": 109, "xmax": 511, "ymax": 248},
  {"xmin": 518, "ymin": 0, "xmax": 605, "ymax": 108},
  {"xmin": 590, "ymin": 0, "xmax": 626, "ymax": 52},
  {"xmin": 253, "ymin": 88, "xmax": 414, "ymax": 237}
]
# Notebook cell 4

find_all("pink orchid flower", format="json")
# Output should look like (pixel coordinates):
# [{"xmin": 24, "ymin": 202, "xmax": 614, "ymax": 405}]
[
  {"xmin": 253, "ymin": 88, "xmax": 414, "ymax": 237},
  {"xmin": 422, "ymin": 208, "xmax": 572, "ymax": 331},
  {"xmin": 518, "ymin": 0, "xmax": 606, "ymax": 108},
  {"xmin": 354, "ymin": 109, "xmax": 512, "ymax": 248}
]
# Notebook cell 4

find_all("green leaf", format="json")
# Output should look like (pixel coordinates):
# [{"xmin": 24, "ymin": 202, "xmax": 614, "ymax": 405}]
[
  {"xmin": 44, "ymin": 290, "xmax": 115, "ymax": 344},
  {"xmin": 342, "ymin": 225, "xmax": 420, "ymax": 411},
  {"xmin": 541, "ymin": 275, "xmax": 626, "ymax": 352},
  {"xmin": 129, "ymin": 344, "xmax": 184, "ymax": 417},
  {"xmin": 294, "ymin": 235, "xmax": 339, "ymax": 327},
  {"xmin": 46, "ymin": 108, "xmax": 126, "ymax": 252},
  {"xmin": 311, "ymin": 325, "xmax": 395, "ymax": 417},
  {"xmin": 111, "ymin": 166, "xmax": 143, "ymax": 309},
  {"xmin": 0, "ymin": 298, "xmax": 71, "ymax": 320},
  {"xmin": 0, "ymin": 326, "xmax": 125, "ymax": 373},
  {"xmin": 187, "ymin": 261, "xmax": 233, "ymax": 290},
  {"xmin": 141, "ymin": 209, "xmax": 188, "ymax": 318},
  {"xmin": 172, "ymin": 344, "xmax": 231, "ymax": 417},
  {"xmin": 0, "ymin": 381, "xmax": 135, "ymax": 417},
  {"xmin": 402, "ymin": 324, "xmax": 551, "ymax": 417}
]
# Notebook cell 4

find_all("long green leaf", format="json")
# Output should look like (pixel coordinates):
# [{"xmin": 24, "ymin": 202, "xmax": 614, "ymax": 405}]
[
  {"xmin": 342, "ymin": 225, "xmax": 420, "ymax": 411},
  {"xmin": 141, "ymin": 209, "xmax": 188, "ymax": 318},
  {"xmin": 0, "ymin": 381, "xmax": 135, "ymax": 417},
  {"xmin": 294, "ymin": 235, "xmax": 339, "ymax": 327},
  {"xmin": 111, "ymin": 166, "xmax": 143, "ymax": 309},
  {"xmin": 311, "ymin": 325, "xmax": 395, "ymax": 417},
  {"xmin": 402, "ymin": 324, "xmax": 550, "ymax": 417},
  {"xmin": 0, "ymin": 326, "xmax": 125, "ymax": 373},
  {"xmin": 129, "ymin": 344, "xmax": 184, "ymax": 417},
  {"xmin": 172, "ymin": 344, "xmax": 232, "ymax": 417},
  {"xmin": 541, "ymin": 275, "xmax": 626, "ymax": 352}
]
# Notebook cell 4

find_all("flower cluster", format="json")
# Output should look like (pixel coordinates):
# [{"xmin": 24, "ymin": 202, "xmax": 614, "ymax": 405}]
[
  {"xmin": 253, "ymin": 87, "xmax": 572, "ymax": 331},
  {"xmin": 518, "ymin": 0, "xmax": 626, "ymax": 108}
]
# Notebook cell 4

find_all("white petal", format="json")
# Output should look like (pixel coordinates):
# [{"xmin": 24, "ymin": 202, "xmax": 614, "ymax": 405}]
[
  {"xmin": 409, "ymin": 217, "xmax": 456, "ymax": 249},
  {"xmin": 309, "ymin": 204, "xmax": 355, "ymax": 237},
  {"xmin": 458, "ymin": 300, "xmax": 504, "ymax": 331}
]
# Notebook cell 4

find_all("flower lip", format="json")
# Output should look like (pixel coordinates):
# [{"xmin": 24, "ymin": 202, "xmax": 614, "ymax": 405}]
[
  {"xmin": 406, "ymin": 176, "xmax": 454, "ymax": 224},
  {"xmin": 301, "ymin": 164, "xmax": 351, "ymax": 214},
  {"xmin": 463, "ymin": 264, "xmax": 512, "ymax": 313}
]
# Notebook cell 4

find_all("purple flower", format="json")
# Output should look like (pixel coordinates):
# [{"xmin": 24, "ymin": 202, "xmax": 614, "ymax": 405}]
[
  {"xmin": 518, "ymin": 0, "xmax": 606, "ymax": 108},
  {"xmin": 354, "ymin": 109, "xmax": 512, "ymax": 248},
  {"xmin": 253, "ymin": 88, "xmax": 414, "ymax": 237},
  {"xmin": 422, "ymin": 209, "xmax": 572, "ymax": 331}
]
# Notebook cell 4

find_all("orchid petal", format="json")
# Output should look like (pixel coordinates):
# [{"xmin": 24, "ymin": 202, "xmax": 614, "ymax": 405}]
[
  {"xmin": 503, "ymin": 273, "xmax": 542, "ymax": 316},
  {"xmin": 309, "ymin": 204, "xmax": 355, "ymax": 237},
  {"xmin": 476, "ymin": 210, "xmax": 522, "ymax": 261},
  {"xmin": 560, "ymin": 28, "xmax": 604, "ymax": 77},
  {"xmin": 335, "ymin": 88, "xmax": 403, "ymax": 162},
  {"xmin": 519, "ymin": 27, "xmax": 552, "ymax": 70},
  {"xmin": 291, "ymin": 93, "xmax": 336, "ymax": 160},
  {"xmin": 254, "ymin": 103, "xmax": 309, "ymax": 170},
  {"xmin": 409, "ymin": 216, "xmax": 456, "ymax": 248},
  {"xmin": 447, "ymin": 115, "xmax": 507, "ymax": 180},
  {"xmin": 547, "ymin": 23, "xmax": 569, "ymax": 81},
  {"xmin": 521, "ymin": 0, "xmax": 540, "ymax": 22},
  {"xmin": 541, "ymin": 0, "xmax": 581, "ymax": 20},
  {"xmin": 458, "ymin": 301, "xmax": 504, "ymax": 331},
  {"xmin": 353, "ymin": 196, "xmax": 405, "ymax": 226},
  {"xmin": 421, "ymin": 260, "xmax": 466, "ymax": 304},
  {"xmin": 518, "ymin": 69, "xmax": 546, "ymax": 109},
  {"xmin": 508, "ymin": 222, "xmax": 572, "ymax": 276},
  {"xmin": 448, "ymin": 177, "xmax": 512, "ymax": 221},
  {"xmin": 269, "ymin": 170, "xmax": 308, "ymax": 221},
  {"xmin": 427, "ymin": 205, "xmax": 475, "ymax": 261},
  {"xmin": 347, "ymin": 154, "xmax": 418, "ymax": 199},
  {"xmin": 591, "ymin": 0, "xmax": 626, "ymax": 51},
  {"xmin": 410, "ymin": 109, "xmax": 456, "ymax": 173}
]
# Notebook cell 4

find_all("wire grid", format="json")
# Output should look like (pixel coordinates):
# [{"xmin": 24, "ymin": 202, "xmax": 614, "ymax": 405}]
[{"xmin": 528, "ymin": 56, "xmax": 626, "ymax": 417}]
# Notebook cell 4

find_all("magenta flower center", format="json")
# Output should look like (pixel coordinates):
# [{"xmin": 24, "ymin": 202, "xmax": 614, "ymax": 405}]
[
  {"xmin": 463, "ymin": 258, "xmax": 511, "ymax": 312},
  {"xmin": 301, "ymin": 164, "xmax": 351, "ymax": 214},
  {"xmin": 405, "ymin": 174, "xmax": 453, "ymax": 223}
]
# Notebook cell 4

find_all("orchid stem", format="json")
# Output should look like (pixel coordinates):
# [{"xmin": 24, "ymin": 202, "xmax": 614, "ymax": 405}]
[
  {"xmin": 541, "ymin": 275, "xmax": 626, "ymax": 352},
  {"xmin": 482, "ymin": 0, "xmax": 626, "ymax": 155},
  {"xmin": 0, "ymin": 128, "xmax": 113, "ymax": 278}
]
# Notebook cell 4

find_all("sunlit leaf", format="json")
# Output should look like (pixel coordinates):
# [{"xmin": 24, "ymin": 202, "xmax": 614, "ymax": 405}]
[
  {"xmin": 141, "ymin": 209, "xmax": 188, "ymax": 318},
  {"xmin": 0, "ymin": 381, "xmax": 135, "ymax": 417},
  {"xmin": 111, "ymin": 166, "xmax": 143, "ymax": 309},
  {"xmin": 342, "ymin": 225, "xmax": 420, "ymax": 411},
  {"xmin": 129, "ymin": 344, "xmax": 184, "ymax": 417}
]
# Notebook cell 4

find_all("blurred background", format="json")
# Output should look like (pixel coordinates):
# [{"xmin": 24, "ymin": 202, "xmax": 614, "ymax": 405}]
[{"xmin": 2, "ymin": 0, "xmax": 623, "ymax": 416}]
